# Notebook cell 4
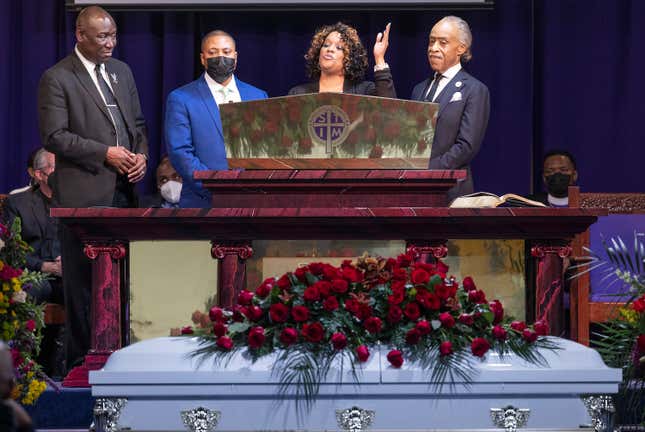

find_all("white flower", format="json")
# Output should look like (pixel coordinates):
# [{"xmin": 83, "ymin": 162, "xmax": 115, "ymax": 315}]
[{"xmin": 12, "ymin": 290, "xmax": 27, "ymax": 303}]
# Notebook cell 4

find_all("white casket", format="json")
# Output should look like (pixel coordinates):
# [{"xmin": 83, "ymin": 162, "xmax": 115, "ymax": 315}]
[{"xmin": 89, "ymin": 336, "xmax": 621, "ymax": 431}]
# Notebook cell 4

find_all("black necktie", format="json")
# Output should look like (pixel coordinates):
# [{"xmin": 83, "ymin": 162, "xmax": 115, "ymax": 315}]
[
  {"xmin": 94, "ymin": 64, "xmax": 130, "ymax": 149},
  {"xmin": 425, "ymin": 73, "xmax": 443, "ymax": 102}
]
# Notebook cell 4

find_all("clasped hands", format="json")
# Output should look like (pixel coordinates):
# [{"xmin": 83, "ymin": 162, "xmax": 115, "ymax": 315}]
[{"xmin": 106, "ymin": 146, "xmax": 147, "ymax": 183}]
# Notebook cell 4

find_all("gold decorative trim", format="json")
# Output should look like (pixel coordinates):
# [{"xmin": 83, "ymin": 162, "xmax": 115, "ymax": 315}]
[{"xmin": 580, "ymin": 193, "xmax": 645, "ymax": 214}]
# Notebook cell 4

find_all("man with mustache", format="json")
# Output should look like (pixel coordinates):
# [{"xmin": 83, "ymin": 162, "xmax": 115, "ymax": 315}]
[
  {"xmin": 411, "ymin": 16, "xmax": 490, "ymax": 201},
  {"xmin": 37, "ymin": 5, "xmax": 148, "ymax": 371},
  {"xmin": 165, "ymin": 30, "xmax": 267, "ymax": 208}
]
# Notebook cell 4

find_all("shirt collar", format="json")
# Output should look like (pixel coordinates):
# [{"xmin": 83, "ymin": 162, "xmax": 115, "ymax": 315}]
[
  {"xmin": 440, "ymin": 62, "xmax": 462, "ymax": 80},
  {"xmin": 75, "ymin": 44, "xmax": 102, "ymax": 72},
  {"xmin": 547, "ymin": 194, "xmax": 569, "ymax": 207},
  {"xmin": 204, "ymin": 72, "xmax": 239, "ymax": 95}
]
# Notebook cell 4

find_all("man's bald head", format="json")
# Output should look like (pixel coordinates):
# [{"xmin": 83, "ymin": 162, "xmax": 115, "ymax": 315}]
[{"xmin": 76, "ymin": 5, "xmax": 115, "ymax": 31}]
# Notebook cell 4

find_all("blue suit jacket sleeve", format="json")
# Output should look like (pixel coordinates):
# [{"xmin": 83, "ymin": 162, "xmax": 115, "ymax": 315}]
[
  {"xmin": 428, "ymin": 80, "xmax": 490, "ymax": 170},
  {"xmin": 164, "ymin": 90, "xmax": 209, "ymax": 196}
]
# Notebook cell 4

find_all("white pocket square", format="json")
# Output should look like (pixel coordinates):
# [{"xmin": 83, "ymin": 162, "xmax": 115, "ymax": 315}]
[{"xmin": 450, "ymin": 91, "xmax": 462, "ymax": 102}]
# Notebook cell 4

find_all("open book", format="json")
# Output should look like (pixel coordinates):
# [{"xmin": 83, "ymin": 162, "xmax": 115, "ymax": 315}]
[{"xmin": 449, "ymin": 192, "xmax": 547, "ymax": 208}]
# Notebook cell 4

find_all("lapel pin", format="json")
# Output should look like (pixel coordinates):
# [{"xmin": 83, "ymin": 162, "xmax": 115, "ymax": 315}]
[
  {"xmin": 110, "ymin": 73, "xmax": 118, "ymax": 84},
  {"xmin": 455, "ymin": 81, "xmax": 462, "ymax": 88}
]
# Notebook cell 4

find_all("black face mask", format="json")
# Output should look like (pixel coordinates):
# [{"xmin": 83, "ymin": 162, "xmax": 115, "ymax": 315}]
[
  {"xmin": 545, "ymin": 173, "xmax": 571, "ymax": 198},
  {"xmin": 206, "ymin": 56, "xmax": 235, "ymax": 84}
]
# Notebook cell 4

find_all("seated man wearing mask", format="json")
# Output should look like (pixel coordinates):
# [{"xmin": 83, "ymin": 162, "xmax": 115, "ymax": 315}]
[
  {"xmin": 165, "ymin": 30, "xmax": 268, "ymax": 208},
  {"xmin": 530, "ymin": 150, "xmax": 578, "ymax": 207},
  {"xmin": 3, "ymin": 149, "xmax": 62, "ymax": 304},
  {"xmin": 140, "ymin": 156, "xmax": 183, "ymax": 208}
]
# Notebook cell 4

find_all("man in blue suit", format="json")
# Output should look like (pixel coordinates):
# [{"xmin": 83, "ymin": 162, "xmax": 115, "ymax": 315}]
[
  {"xmin": 165, "ymin": 30, "xmax": 268, "ymax": 207},
  {"xmin": 411, "ymin": 16, "xmax": 490, "ymax": 201}
]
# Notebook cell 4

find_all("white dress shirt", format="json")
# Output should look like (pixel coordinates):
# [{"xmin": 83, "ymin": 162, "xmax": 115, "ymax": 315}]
[
  {"xmin": 425, "ymin": 62, "xmax": 462, "ymax": 102},
  {"xmin": 75, "ymin": 45, "xmax": 115, "ymax": 104},
  {"xmin": 204, "ymin": 72, "xmax": 242, "ymax": 106}
]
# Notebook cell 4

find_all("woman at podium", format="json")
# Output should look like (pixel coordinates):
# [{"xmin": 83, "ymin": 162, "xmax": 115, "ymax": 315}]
[{"xmin": 288, "ymin": 22, "xmax": 395, "ymax": 97}]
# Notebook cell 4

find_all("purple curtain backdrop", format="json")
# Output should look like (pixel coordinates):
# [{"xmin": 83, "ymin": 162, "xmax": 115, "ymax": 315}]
[{"xmin": 1, "ymin": 0, "xmax": 643, "ymax": 197}]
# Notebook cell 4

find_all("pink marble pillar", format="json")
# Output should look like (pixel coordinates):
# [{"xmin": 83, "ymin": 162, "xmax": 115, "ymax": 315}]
[
  {"xmin": 211, "ymin": 242, "xmax": 253, "ymax": 308},
  {"xmin": 63, "ymin": 242, "xmax": 126, "ymax": 387}
]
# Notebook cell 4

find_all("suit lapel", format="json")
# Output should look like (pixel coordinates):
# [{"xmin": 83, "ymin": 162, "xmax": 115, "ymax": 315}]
[
  {"xmin": 197, "ymin": 77, "xmax": 224, "ymax": 140},
  {"xmin": 105, "ymin": 62, "xmax": 132, "ymax": 131},
  {"xmin": 71, "ymin": 54, "xmax": 112, "ymax": 123},
  {"xmin": 437, "ymin": 69, "xmax": 469, "ymax": 118}
]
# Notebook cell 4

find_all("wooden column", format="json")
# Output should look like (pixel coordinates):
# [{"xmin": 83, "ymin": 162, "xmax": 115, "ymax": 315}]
[
  {"xmin": 63, "ymin": 242, "xmax": 126, "ymax": 387},
  {"xmin": 211, "ymin": 242, "xmax": 253, "ymax": 308}
]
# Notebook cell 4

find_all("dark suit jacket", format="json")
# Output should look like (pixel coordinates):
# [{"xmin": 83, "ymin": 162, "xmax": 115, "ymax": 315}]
[
  {"xmin": 3, "ymin": 188, "xmax": 60, "ymax": 272},
  {"xmin": 37, "ymin": 52, "xmax": 148, "ymax": 208},
  {"xmin": 411, "ymin": 68, "xmax": 489, "ymax": 200},
  {"xmin": 288, "ymin": 69, "xmax": 396, "ymax": 97}
]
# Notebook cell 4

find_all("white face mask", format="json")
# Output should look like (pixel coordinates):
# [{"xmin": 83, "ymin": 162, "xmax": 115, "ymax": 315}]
[{"xmin": 160, "ymin": 180, "xmax": 182, "ymax": 204}]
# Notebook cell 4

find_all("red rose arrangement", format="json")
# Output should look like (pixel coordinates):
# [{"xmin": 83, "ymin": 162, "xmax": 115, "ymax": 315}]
[{"xmin": 184, "ymin": 253, "xmax": 555, "ymax": 403}]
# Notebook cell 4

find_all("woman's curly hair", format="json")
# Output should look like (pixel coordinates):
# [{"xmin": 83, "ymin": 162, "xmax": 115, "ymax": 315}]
[{"xmin": 304, "ymin": 22, "xmax": 368, "ymax": 83}]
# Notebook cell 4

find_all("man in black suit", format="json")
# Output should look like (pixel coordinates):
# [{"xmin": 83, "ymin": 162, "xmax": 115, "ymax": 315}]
[
  {"xmin": 411, "ymin": 16, "xmax": 490, "ymax": 201},
  {"xmin": 37, "ymin": 5, "xmax": 148, "ymax": 370},
  {"xmin": 3, "ymin": 149, "xmax": 62, "ymax": 304},
  {"xmin": 530, "ymin": 150, "xmax": 578, "ymax": 207}
]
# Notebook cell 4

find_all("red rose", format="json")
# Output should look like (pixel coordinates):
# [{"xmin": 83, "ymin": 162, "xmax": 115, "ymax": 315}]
[
  {"xmin": 462, "ymin": 276, "xmax": 477, "ymax": 291},
  {"xmin": 303, "ymin": 286, "xmax": 320, "ymax": 302},
  {"xmin": 492, "ymin": 325, "xmax": 508, "ymax": 340},
  {"xmin": 323, "ymin": 296, "xmax": 339, "ymax": 312},
  {"xmin": 314, "ymin": 280, "xmax": 332, "ymax": 297},
  {"xmin": 392, "ymin": 268, "xmax": 407, "ymax": 280},
  {"xmin": 411, "ymin": 268, "xmax": 430, "ymax": 285},
  {"xmin": 208, "ymin": 306, "xmax": 225, "ymax": 323},
  {"xmin": 294, "ymin": 267, "xmax": 308, "ymax": 281},
  {"xmin": 396, "ymin": 254, "xmax": 413, "ymax": 268},
  {"xmin": 233, "ymin": 305, "xmax": 248, "ymax": 322},
  {"xmin": 433, "ymin": 283, "xmax": 451, "ymax": 300},
  {"xmin": 404, "ymin": 302, "xmax": 421, "ymax": 321},
  {"xmin": 356, "ymin": 304, "xmax": 373, "ymax": 321},
  {"xmin": 331, "ymin": 332, "xmax": 347, "ymax": 350},
  {"xmin": 280, "ymin": 327, "xmax": 298, "ymax": 346},
  {"xmin": 238, "ymin": 290, "xmax": 255, "ymax": 305},
  {"xmin": 632, "ymin": 295, "xmax": 645, "ymax": 313},
  {"xmin": 248, "ymin": 326, "xmax": 266, "ymax": 349},
  {"xmin": 302, "ymin": 322, "xmax": 325, "ymax": 343},
  {"xmin": 356, "ymin": 345, "xmax": 370, "ymax": 362},
  {"xmin": 489, "ymin": 300, "xmax": 504, "ymax": 324},
  {"xmin": 213, "ymin": 322, "xmax": 227, "ymax": 337},
  {"xmin": 276, "ymin": 274, "xmax": 291, "ymax": 291},
  {"xmin": 637, "ymin": 334, "xmax": 645, "ymax": 353},
  {"xmin": 387, "ymin": 350, "xmax": 404, "ymax": 368},
  {"xmin": 439, "ymin": 312, "xmax": 455, "ymax": 328},
  {"xmin": 255, "ymin": 278, "xmax": 274, "ymax": 298},
  {"xmin": 435, "ymin": 260, "xmax": 449, "ymax": 276},
  {"xmin": 471, "ymin": 337, "xmax": 490, "ymax": 357},
  {"xmin": 439, "ymin": 341, "xmax": 453, "ymax": 356},
  {"xmin": 331, "ymin": 279, "xmax": 349, "ymax": 294},
  {"xmin": 323, "ymin": 264, "xmax": 341, "ymax": 280},
  {"xmin": 291, "ymin": 305, "xmax": 310, "ymax": 322},
  {"xmin": 180, "ymin": 326, "xmax": 194, "ymax": 335},
  {"xmin": 344, "ymin": 298, "xmax": 359, "ymax": 314},
  {"xmin": 416, "ymin": 319, "xmax": 431, "ymax": 335},
  {"xmin": 309, "ymin": 262, "xmax": 324, "ymax": 275},
  {"xmin": 246, "ymin": 305, "xmax": 263, "ymax": 321},
  {"xmin": 405, "ymin": 328, "xmax": 421, "ymax": 345},
  {"xmin": 420, "ymin": 291, "xmax": 440, "ymax": 310},
  {"xmin": 216, "ymin": 336, "xmax": 233, "ymax": 350},
  {"xmin": 511, "ymin": 321, "xmax": 527, "ymax": 332},
  {"xmin": 468, "ymin": 290, "xmax": 487, "ymax": 304},
  {"xmin": 522, "ymin": 329, "xmax": 538, "ymax": 343},
  {"xmin": 269, "ymin": 303, "xmax": 289, "ymax": 323},
  {"xmin": 342, "ymin": 266, "xmax": 363, "ymax": 283},
  {"xmin": 533, "ymin": 320, "xmax": 549, "ymax": 336},
  {"xmin": 388, "ymin": 287, "xmax": 405, "ymax": 305},
  {"xmin": 25, "ymin": 319, "xmax": 36, "ymax": 332},
  {"xmin": 364, "ymin": 317, "xmax": 382, "ymax": 334},
  {"xmin": 387, "ymin": 305, "xmax": 403, "ymax": 324},
  {"xmin": 458, "ymin": 314, "xmax": 474, "ymax": 326}
]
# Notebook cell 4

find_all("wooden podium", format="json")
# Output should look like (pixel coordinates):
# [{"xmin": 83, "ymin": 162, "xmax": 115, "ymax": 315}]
[{"xmin": 52, "ymin": 94, "xmax": 605, "ymax": 386}]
